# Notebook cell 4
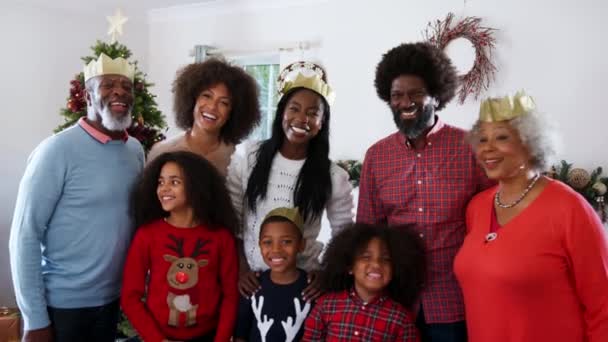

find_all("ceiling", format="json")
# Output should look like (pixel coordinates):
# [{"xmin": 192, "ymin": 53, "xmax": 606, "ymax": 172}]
[{"xmin": 8, "ymin": 0, "xmax": 220, "ymax": 14}]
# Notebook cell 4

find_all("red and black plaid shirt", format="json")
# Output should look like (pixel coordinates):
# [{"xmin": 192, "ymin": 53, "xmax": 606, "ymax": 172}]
[
  {"xmin": 357, "ymin": 119, "xmax": 492, "ymax": 323},
  {"xmin": 302, "ymin": 290, "xmax": 419, "ymax": 341}
]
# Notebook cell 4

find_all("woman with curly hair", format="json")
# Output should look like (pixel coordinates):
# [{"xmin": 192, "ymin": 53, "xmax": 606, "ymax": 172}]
[
  {"xmin": 302, "ymin": 223, "xmax": 426, "ymax": 341},
  {"xmin": 454, "ymin": 91, "xmax": 608, "ymax": 342},
  {"xmin": 227, "ymin": 62, "xmax": 355, "ymax": 302},
  {"xmin": 148, "ymin": 58, "xmax": 260, "ymax": 176},
  {"xmin": 357, "ymin": 42, "xmax": 492, "ymax": 342},
  {"xmin": 122, "ymin": 151, "xmax": 240, "ymax": 342}
]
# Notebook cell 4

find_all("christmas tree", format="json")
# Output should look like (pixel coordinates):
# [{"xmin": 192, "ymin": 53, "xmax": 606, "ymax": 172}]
[{"xmin": 55, "ymin": 39, "xmax": 167, "ymax": 152}]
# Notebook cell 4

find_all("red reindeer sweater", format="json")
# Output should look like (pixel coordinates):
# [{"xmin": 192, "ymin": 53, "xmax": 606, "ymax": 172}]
[{"xmin": 121, "ymin": 219, "xmax": 238, "ymax": 342}]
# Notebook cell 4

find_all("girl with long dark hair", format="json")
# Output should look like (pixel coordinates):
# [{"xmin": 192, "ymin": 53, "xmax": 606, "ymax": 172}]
[
  {"xmin": 227, "ymin": 62, "xmax": 354, "ymax": 302},
  {"xmin": 122, "ymin": 151, "xmax": 239, "ymax": 341}
]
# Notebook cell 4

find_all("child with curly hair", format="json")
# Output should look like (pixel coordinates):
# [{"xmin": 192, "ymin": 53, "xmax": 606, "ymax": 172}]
[
  {"xmin": 121, "ymin": 151, "xmax": 239, "ymax": 342},
  {"xmin": 302, "ymin": 223, "xmax": 426, "ymax": 341}
]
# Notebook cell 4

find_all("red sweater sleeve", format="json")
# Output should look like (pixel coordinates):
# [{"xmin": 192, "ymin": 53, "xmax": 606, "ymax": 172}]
[
  {"xmin": 564, "ymin": 196, "xmax": 608, "ymax": 342},
  {"xmin": 121, "ymin": 229, "xmax": 166, "ymax": 342},
  {"xmin": 214, "ymin": 230, "xmax": 239, "ymax": 342}
]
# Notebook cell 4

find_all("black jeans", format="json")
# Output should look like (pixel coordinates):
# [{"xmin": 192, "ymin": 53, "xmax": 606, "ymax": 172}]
[
  {"xmin": 47, "ymin": 299, "xmax": 120, "ymax": 342},
  {"xmin": 416, "ymin": 306, "xmax": 468, "ymax": 342}
]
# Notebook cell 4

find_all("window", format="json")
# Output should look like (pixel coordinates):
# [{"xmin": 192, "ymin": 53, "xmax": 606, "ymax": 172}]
[
  {"xmin": 233, "ymin": 54, "xmax": 280, "ymax": 141},
  {"xmin": 241, "ymin": 63, "xmax": 280, "ymax": 140},
  {"xmin": 192, "ymin": 46, "xmax": 280, "ymax": 141}
]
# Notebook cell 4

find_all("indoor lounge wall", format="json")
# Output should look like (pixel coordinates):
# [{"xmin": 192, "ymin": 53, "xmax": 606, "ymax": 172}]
[{"xmin": 147, "ymin": 0, "xmax": 608, "ymax": 168}]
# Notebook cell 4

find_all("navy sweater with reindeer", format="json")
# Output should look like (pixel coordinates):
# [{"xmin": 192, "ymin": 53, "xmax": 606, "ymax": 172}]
[{"xmin": 121, "ymin": 219, "xmax": 238, "ymax": 342}]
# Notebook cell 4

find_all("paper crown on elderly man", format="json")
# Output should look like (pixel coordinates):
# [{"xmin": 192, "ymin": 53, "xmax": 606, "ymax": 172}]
[
  {"xmin": 83, "ymin": 53, "xmax": 135, "ymax": 82},
  {"xmin": 277, "ymin": 61, "xmax": 336, "ymax": 106},
  {"xmin": 478, "ymin": 90, "xmax": 537, "ymax": 122}
]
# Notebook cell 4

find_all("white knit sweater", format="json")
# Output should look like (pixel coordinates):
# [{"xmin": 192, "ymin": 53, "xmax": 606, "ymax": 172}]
[{"xmin": 227, "ymin": 142, "xmax": 355, "ymax": 271}]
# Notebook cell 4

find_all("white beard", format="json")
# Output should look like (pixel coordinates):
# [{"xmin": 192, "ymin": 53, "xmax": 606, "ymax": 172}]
[
  {"xmin": 88, "ymin": 96, "xmax": 132, "ymax": 132},
  {"xmin": 99, "ymin": 105, "xmax": 132, "ymax": 131}
]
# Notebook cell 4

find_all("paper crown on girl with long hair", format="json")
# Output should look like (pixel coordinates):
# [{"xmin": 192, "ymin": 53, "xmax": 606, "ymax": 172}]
[
  {"xmin": 83, "ymin": 53, "xmax": 135, "ymax": 82},
  {"xmin": 277, "ymin": 61, "xmax": 335, "ymax": 105},
  {"xmin": 479, "ymin": 90, "xmax": 536, "ymax": 122}
]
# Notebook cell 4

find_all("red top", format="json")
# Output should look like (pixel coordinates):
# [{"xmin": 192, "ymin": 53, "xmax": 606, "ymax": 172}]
[
  {"xmin": 454, "ymin": 179, "xmax": 608, "ymax": 342},
  {"xmin": 357, "ymin": 119, "xmax": 492, "ymax": 323},
  {"xmin": 121, "ymin": 219, "xmax": 238, "ymax": 342},
  {"xmin": 302, "ymin": 290, "xmax": 419, "ymax": 341}
]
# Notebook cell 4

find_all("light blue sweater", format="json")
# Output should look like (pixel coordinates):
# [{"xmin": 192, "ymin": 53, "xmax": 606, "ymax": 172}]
[{"xmin": 9, "ymin": 123, "xmax": 144, "ymax": 330}]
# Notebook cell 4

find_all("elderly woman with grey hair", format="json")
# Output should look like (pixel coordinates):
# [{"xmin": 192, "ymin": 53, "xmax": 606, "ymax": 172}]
[{"xmin": 453, "ymin": 91, "xmax": 608, "ymax": 342}]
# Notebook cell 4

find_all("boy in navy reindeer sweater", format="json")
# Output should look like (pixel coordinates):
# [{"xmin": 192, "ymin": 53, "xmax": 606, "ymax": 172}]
[{"xmin": 234, "ymin": 207, "xmax": 311, "ymax": 342}]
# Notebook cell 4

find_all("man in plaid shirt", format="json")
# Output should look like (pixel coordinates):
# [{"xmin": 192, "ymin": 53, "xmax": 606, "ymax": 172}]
[{"xmin": 357, "ymin": 42, "xmax": 492, "ymax": 341}]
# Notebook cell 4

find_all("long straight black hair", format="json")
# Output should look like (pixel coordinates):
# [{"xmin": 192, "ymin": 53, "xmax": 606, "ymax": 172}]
[{"xmin": 245, "ymin": 88, "xmax": 332, "ymax": 221}]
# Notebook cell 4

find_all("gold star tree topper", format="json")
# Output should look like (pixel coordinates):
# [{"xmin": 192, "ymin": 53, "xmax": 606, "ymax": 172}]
[{"xmin": 107, "ymin": 9, "xmax": 128, "ymax": 43}]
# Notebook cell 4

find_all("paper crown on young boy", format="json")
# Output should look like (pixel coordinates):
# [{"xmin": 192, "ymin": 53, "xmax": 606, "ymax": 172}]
[
  {"xmin": 263, "ymin": 207, "xmax": 305, "ymax": 232},
  {"xmin": 478, "ymin": 90, "xmax": 537, "ymax": 122},
  {"xmin": 277, "ymin": 61, "xmax": 335, "ymax": 105},
  {"xmin": 83, "ymin": 53, "xmax": 135, "ymax": 82}
]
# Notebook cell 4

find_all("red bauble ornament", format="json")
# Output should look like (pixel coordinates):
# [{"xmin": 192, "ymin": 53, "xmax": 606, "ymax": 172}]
[{"xmin": 67, "ymin": 99, "xmax": 77, "ymax": 112}]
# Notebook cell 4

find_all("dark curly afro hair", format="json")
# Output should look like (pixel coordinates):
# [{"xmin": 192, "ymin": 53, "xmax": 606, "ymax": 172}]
[
  {"xmin": 172, "ymin": 58, "xmax": 261, "ymax": 145},
  {"xmin": 319, "ymin": 223, "xmax": 427, "ymax": 309},
  {"xmin": 375, "ymin": 42, "xmax": 458, "ymax": 110}
]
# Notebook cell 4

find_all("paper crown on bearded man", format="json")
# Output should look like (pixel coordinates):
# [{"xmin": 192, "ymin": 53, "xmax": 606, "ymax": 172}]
[
  {"xmin": 478, "ymin": 90, "xmax": 537, "ymax": 122},
  {"xmin": 83, "ymin": 53, "xmax": 135, "ymax": 82}
]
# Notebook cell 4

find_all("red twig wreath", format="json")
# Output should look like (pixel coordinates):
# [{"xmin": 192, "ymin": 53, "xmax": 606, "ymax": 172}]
[{"xmin": 424, "ymin": 13, "xmax": 497, "ymax": 104}]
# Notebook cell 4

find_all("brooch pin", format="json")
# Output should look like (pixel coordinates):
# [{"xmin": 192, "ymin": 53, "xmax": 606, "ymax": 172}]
[{"xmin": 485, "ymin": 232, "xmax": 498, "ymax": 243}]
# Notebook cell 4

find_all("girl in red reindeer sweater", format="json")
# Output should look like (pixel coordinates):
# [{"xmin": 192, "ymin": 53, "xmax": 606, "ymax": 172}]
[{"xmin": 122, "ymin": 151, "xmax": 239, "ymax": 342}]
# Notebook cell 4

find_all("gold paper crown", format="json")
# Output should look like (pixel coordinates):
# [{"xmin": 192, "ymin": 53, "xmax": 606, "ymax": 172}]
[
  {"xmin": 263, "ymin": 207, "xmax": 305, "ymax": 233},
  {"xmin": 479, "ymin": 90, "xmax": 536, "ymax": 122},
  {"xmin": 278, "ymin": 61, "xmax": 335, "ymax": 105},
  {"xmin": 83, "ymin": 53, "xmax": 135, "ymax": 82}
]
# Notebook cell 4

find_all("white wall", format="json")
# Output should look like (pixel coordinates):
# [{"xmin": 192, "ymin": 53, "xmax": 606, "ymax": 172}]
[
  {"xmin": 147, "ymin": 0, "xmax": 608, "ymax": 168},
  {"xmin": 0, "ymin": 3, "xmax": 148, "ymax": 306},
  {"xmin": 2, "ymin": 0, "xmax": 608, "ymax": 308}
]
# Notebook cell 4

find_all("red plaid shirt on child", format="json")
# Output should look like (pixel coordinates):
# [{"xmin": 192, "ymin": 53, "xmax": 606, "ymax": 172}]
[
  {"xmin": 302, "ymin": 290, "xmax": 419, "ymax": 341},
  {"xmin": 357, "ymin": 119, "xmax": 492, "ymax": 323}
]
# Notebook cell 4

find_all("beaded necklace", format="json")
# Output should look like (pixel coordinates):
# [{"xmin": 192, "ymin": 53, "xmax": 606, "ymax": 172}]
[{"xmin": 494, "ymin": 173, "xmax": 541, "ymax": 209}]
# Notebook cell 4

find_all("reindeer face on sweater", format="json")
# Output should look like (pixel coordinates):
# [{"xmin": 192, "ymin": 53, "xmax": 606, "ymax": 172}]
[{"xmin": 163, "ymin": 234, "xmax": 210, "ymax": 290}]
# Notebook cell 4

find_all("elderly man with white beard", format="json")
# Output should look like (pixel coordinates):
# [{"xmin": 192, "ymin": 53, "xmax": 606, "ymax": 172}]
[{"xmin": 9, "ymin": 53, "xmax": 144, "ymax": 342}]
